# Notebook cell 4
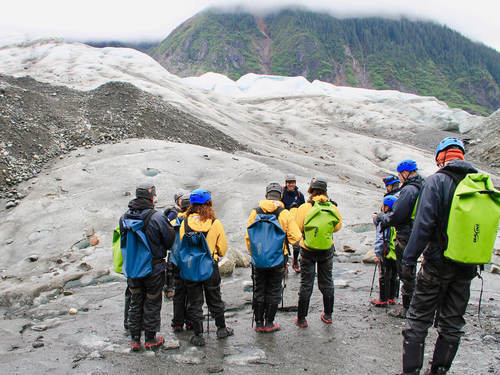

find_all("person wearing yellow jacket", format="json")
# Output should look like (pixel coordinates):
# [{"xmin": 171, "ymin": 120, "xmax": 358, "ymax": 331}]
[
  {"xmin": 178, "ymin": 189, "xmax": 233, "ymax": 346},
  {"xmin": 246, "ymin": 182, "xmax": 302, "ymax": 333},
  {"xmin": 295, "ymin": 177, "xmax": 342, "ymax": 327}
]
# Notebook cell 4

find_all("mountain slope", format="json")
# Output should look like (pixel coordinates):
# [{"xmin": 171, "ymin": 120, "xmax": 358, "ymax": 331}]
[{"xmin": 150, "ymin": 8, "xmax": 500, "ymax": 116}]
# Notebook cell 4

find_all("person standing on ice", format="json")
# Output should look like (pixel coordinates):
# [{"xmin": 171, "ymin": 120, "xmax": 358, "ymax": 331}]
[
  {"xmin": 178, "ymin": 189, "xmax": 234, "ymax": 346},
  {"xmin": 281, "ymin": 174, "xmax": 305, "ymax": 273},
  {"xmin": 383, "ymin": 174, "xmax": 402, "ymax": 197},
  {"xmin": 294, "ymin": 177, "xmax": 342, "ymax": 327},
  {"xmin": 396, "ymin": 137, "xmax": 500, "ymax": 375},
  {"xmin": 371, "ymin": 195, "xmax": 399, "ymax": 307},
  {"xmin": 373, "ymin": 159, "xmax": 424, "ymax": 318},
  {"xmin": 246, "ymin": 182, "xmax": 301, "ymax": 333},
  {"xmin": 120, "ymin": 183, "xmax": 175, "ymax": 351}
]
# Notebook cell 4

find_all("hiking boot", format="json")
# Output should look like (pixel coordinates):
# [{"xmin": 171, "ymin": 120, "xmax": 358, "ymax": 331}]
[
  {"xmin": 389, "ymin": 307, "xmax": 408, "ymax": 319},
  {"xmin": 124, "ymin": 321, "xmax": 129, "ymax": 331},
  {"xmin": 216, "ymin": 326, "xmax": 234, "ymax": 339},
  {"xmin": 264, "ymin": 322, "xmax": 280, "ymax": 333},
  {"xmin": 190, "ymin": 334, "xmax": 206, "ymax": 346},
  {"xmin": 171, "ymin": 325, "xmax": 183, "ymax": 333},
  {"xmin": 130, "ymin": 336, "xmax": 141, "ymax": 352},
  {"xmin": 254, "ymin": 321, "xmax": 265, "ymax": 333},
  {"xmin": 145, "ymin": 334, "xmax": 165, "ymax": 350},
  {"xmin": 185, "ymin": 322, "xmax": 193, "ymax": 331},
  {"xmin": 292, "ymin": 259, "xmax": 301, "ymax": 273},
  {"xmin": 320, "ymin": 312, "xmax": 332, "ymax": 324},
  {"xmin": 371, "ymin": 298, "xmax": 388, "ymax": 307},
  {"xmin": 423, "ymin": 367, "xmax": 448, "ymax": 375},
  {"xmin": 387, "ymin": 299, "xmax": 397, "ymax": 305},
  {"xmin": 295, "ymin": 317, "xmax": 308, "ymax": 328}
]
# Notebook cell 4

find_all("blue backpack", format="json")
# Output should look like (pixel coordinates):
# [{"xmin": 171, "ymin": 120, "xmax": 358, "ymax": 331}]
[
  {"xmin": 120, "ymin": 209, "xmax": 156, "ymax": 278},
  {"xmin": 169, "ymin": 216, "xmax": 185, "ymax": 267},
  {"xmin": 177, "ymin": 219, "xmax": 214, "ymax": 282},
  {"xmin": 247, "ymin": 207, "xmax": 286, "ymax": 269}
]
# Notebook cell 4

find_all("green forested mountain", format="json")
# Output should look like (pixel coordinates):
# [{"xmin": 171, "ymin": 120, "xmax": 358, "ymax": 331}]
[{"xmin": 149, "ymin": 8, "xmax": 500, "ymax": 116}]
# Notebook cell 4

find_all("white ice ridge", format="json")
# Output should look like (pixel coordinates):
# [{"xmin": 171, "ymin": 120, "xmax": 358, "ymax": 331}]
[{"xmin": 0, "ymin": 36, "xmax": 481, "ymax": 133}]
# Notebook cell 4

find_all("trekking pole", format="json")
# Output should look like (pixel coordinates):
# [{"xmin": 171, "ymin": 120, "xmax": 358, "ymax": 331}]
[
  {"xmin": 476, "ymin": 267, "xmax": 484, "ymax": 329},
  {"xmin": 369, "ymin": 262, "xmax": 377, "ymax": 298},
  {"xmin": 282, "ymin": 254, "xmax": 288, "ymax": 309}
]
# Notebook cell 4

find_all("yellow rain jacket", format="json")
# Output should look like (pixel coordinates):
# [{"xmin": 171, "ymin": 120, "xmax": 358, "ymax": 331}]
[
  {"xmin": 295, "ymin": 194, "xmax": 342, "ymax": 251},
  {"xmin": 179, "ymin": 214, "xmax": 228, "ymax": 262},
  {"xmin": 245, "ymin": 200, "xmax": 302, "ymax": 256}
]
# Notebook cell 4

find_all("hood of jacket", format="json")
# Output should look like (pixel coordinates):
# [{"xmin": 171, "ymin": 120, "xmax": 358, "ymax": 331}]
[
  {"xmin": 186, "ymin": 214, "xmax": 215, "ymax": 232},
  {"xmin": 258, "ymin": 199, "xmax": 285, "ymax": 213},
  {"xmin": 441, "ymin": 159, "xmax": 478, "ymax": 175}
]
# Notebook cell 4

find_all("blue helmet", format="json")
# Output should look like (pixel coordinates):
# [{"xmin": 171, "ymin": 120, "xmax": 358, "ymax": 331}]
[
  {"xmin": 190, "ymin": 189, "xmax": 211, "ymax": 204},
  {"xmin": 383, "ymin": 174, "xmax": 400, "ymax": 186},
  {"xmin": 383, "ymin": 195, "xmax": 398, "ymax": 210},
  {"xmin": 397, "ymin": 159, "xmax": 418, "ymax": 173},
  {"xmin": 435, "ymin": 137, "xmax": 465, "ymax": 160}
]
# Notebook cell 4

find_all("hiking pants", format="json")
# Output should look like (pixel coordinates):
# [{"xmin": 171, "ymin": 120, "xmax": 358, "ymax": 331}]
[
  {"xmin": 297, "ymin": 247, "xmax": 334, "ymax": 319},
  {"xmin": 127, "ymin": 271, "xmax": 165, "ymax": 337},
  {"xmin": 402, "ymin": 259, "xmax": 476, "ymax": 373},
  {"xmin": 379, "ymin": 257, "xmax": 398, "ymax": 302},
  {"xmin": 253, "ymin": 265, "xmax": 284, "ymax": 306},
  {"xmin": 164, "ymin": 260, "xmax": 175, "ymax": 293},
  {"xmin": 292, "ymin": 242, "xmax": 301, "ymax": 262},
  {"xmin": 172, "ymin": 265, "xmax": 191, "ymax": 327},
  {"xmin": 185, "ymin": 262, "xmax": 226, "ymax": 334},
  {"xmin": 395, "ymin": 237, "xmax": 416, "ymax": 309},
  {"xmin": 124, "ymin": 286, "xmax": 131, "ymax": 328}
]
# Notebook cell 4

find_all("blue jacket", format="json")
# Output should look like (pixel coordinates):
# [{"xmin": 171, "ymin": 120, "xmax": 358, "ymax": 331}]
[
  {"xmin": 120, "ymin": 198, "xmax": 175, "ymax": 275},
  {"xmin": 403, "ymin": 160, "xmax": 477, "ymax": 265},
  {"xmin": 282, "ymin": 187, "xmax": 305, "ymax": 210}
]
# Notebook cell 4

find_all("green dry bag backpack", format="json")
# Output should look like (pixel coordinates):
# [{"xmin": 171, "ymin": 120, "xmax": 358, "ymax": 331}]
[
  {"xmin": 112, "ymin": 226, "xmax": 123, "ymax": 273},
  {"xmin": 443, "ymin": 173, "xmax": 500, "ymax": 264},
  {"xmin": 303, "ymin": 201, "xmax": 340, "ymax": 250},
  {"xmin": 386, "ymin": 227, "xmax": 397, "ymax": 261}
]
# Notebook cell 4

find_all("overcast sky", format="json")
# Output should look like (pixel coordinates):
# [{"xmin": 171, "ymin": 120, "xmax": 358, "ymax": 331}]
[{"xmin": 1, "ymin": 0, "xmax": 499, "ymax": 52}]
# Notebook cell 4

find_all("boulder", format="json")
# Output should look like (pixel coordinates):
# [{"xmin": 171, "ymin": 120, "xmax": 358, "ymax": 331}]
[
  {"xmin": 89, "ymin": 236, "xmax": 99, "ymax": 246},
  {"xmin": 343, "ymin": 245, "xmax": 356, "ymax": 253},
  {"xmin": 491, "ymin": 265, "xmax": 500, "ymax": 275},
  {"xmin": 218, "ymin": 257, "xmax": 235, "ymax": 277},
  {"xmin": 231, "ymin": 249, "xmax": 251, "ymax": 268},
  {"xmin": 362, "ymin": 250, "xmax": 377, "ymax": 264}
]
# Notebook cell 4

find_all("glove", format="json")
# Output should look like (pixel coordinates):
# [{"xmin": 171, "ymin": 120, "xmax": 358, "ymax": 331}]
[
  {"xmin": 400, "ymin": 264, "xmax": 416, "ymax": 282},
  {"xmin": 372, "ymin": 212, "xmax": 382, "ymax": 225}
]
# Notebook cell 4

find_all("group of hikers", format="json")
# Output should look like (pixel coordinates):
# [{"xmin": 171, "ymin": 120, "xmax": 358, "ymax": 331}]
[{"xmin": 116, "ymin": 136, "xmax": 500, "ymax": 375}]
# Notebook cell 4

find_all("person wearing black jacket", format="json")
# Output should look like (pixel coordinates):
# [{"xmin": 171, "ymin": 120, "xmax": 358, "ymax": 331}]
[
  {"xmin": 120, "ymin": 183, "xmax": 175, "ymax": 351},
  {"xmin": 374, "ymin": 160, "xmax": 424, "ymax": 318},
  {"xmin": 282, "ymin": 174, "xmax": 305, "ymax": 272},
  {"xmin": 396, "ymin": 138, "xmax": 478, "ymax": 375}
]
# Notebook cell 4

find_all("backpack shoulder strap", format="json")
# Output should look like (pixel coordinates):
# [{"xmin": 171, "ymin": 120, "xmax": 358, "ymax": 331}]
[
  {"xmin": 436, "ymin": 169, "xmax": 466, "ymax": 185},
  {"xmin": 256, "ymin": 206, "xmax": 284, "ymax": 220}
]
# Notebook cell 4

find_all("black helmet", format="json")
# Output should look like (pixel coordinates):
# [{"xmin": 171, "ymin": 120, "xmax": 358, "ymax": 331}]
[
  {"xmin": 309, "ymin": 177, "xmax": 327, "ymax": 191},
  {"xmin": 285, "ymin": 174, "xmax": 296, "ymax": 182},
  {"xmin": 136, "ymin": 183, "xmax": 156, "ymax": 200},
  {"xmin": 266, "ymin": 182, "xmax": 283, "ymax": 197},
  {"xmin": 180, "ymin": 194, "xmax": 191, "ymax": 210},
  {"xmin": 174, "ymin": 189, "xmax": 188, "ymax": 203}
]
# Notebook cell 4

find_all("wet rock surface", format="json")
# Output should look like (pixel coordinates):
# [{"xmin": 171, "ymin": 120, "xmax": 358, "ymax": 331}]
[{"xmin": 0, "ymin": 264, "xmax": 498, "ymax": 374}]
